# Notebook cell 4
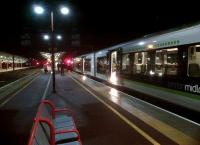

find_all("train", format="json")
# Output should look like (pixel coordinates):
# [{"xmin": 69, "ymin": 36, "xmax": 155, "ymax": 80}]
[{"xmin": 73, "ymin": 23, "xmax": 200, "ymax": 95}]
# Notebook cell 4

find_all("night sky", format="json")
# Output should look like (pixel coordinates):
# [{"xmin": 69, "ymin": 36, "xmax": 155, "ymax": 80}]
[{"xmin": 1, "ymin": 0, "xmax": 200, "ymax": 58}]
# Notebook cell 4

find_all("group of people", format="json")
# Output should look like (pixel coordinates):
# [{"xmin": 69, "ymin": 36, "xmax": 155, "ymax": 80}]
[
  {"xmin": 57, "ymin": 63, "xmax": 65, "ymax": 75},
  {"xmin": 43, "ymin": 62, "xmax": 65, "ymax": 75}
]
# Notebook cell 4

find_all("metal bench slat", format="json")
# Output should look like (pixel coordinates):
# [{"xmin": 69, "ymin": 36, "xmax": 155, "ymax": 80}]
[
  {"xmin": 55, "ymin": 132, "xmax": 79, "ymax": 144},
  {"xmin": 57, "ymin": 141, "xmax": 81, "ymax": 145}
]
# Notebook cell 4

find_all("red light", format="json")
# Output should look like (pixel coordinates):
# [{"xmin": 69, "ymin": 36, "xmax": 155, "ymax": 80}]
[{"xmin": 67, "ymin": 60, "xmax": 71, "ymax": 63}]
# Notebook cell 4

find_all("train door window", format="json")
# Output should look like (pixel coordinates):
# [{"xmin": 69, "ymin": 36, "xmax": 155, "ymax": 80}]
[
  {"xmin": 166, "ymin": 48, "xmax": 178, "ymax": 75},
  {"xmin": 155, "ymin": 50, "xmax": 166, "ymax": 76},
  {"xmin": 85, "ymin": 58, "xmax": 91, "ymax": 72},
  {"xmin": 82, "ymin": 58, "xmax": 85, "ymax": 72},
  {"xmin": 122, "ymin": 54, "xmax": 130, "ymax": 72},
  {"xmin": 74, "ymin": 58, "xmax": 82, "ymax": 72},
  {"xmin": 188, "ymin": 45, "xmax": 200, "ymax": 77},
  {"xmin": 97, "ymin": 56, "xmax": 108, "ymax": 75},
  {"xmin": 111, "ymin": 51, "xmax": 117, "ymax": 73},
  {"xmin": 133, "ymin": 52, "xmax": 146, "ymax": 74},
  {"xmin": 146, "ymin": 51, "xmax": 155, "ymax": 75}
]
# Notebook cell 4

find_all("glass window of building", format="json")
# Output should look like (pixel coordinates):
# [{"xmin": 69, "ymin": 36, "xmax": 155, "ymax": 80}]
[{"xmin": 188, "ymin": 45, "xmax": 200, "ymax": 77}]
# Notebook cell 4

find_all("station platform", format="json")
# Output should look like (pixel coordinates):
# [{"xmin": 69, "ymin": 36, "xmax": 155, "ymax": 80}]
[
  {"xmin": 0, "ymin": 67, "xmax": 29, "ymax": 73},
  {"xmin": 0, "ymin": 71, "xmax": 199, "ymax": 145}
]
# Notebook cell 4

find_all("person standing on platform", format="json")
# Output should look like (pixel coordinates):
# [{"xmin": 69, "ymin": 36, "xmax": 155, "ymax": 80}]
[{"xmin": 60, "ymin": 63, "xmax": 64, "ymax": 76}]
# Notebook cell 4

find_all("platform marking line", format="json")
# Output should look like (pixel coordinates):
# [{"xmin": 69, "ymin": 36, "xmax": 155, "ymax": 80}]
[
  {"xmin": 42, "ymin": 74, "xmax": 51, "ymax": 100},
  {"xmin": 0, "ymin": 74, "xmax": 40, "ymax": 107},
  {"xmin": 70, "ymin": 76, "xmax": 160, "ymax": 145}
]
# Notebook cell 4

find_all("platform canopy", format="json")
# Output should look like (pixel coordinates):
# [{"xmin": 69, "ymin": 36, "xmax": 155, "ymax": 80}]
[
  {"xmin": 40, "ymin": 52, "xmax": 65, "ymax": 63},
  {"xmin": 0, "ymin": 51, "xmax": 28, "ymax": 63}
]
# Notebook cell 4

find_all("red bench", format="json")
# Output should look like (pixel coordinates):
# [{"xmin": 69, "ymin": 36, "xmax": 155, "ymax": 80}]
[{"xmin": 27, "ymin": 100, "xmax": 82, "ymax": 145}]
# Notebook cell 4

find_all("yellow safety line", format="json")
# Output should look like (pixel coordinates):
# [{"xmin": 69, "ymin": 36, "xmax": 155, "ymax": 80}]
[
  {"xmin": 0, "ymin": 74, "xmax": 40, "ymax": 107},
  {"xmin": 70, "ymin": 76, "xmax": 160, "ymax": 145}
]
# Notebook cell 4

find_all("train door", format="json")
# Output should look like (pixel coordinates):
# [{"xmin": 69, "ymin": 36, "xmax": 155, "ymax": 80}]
[
  {"xmin": 188, "ymin": 45, "xmax": 200, "ymax": 77},
  {"xmin": 82, "ymin": 57, "xmax": 85, "ymax": 73},
  {"xmin": 110, "ymin": 51, "xmax": 117, "ymax": 83}
]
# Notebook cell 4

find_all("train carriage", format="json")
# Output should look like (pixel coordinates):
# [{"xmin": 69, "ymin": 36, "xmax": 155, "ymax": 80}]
[{"xmin": 74, "ymin": 23, "xmax": 200, "ymax": 94}]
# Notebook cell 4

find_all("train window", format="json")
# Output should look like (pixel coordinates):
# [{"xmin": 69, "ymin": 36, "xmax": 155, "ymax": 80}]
[
  {"xmin": 155, "ymin": 48, "xmax": 178, "ymax": 76},
  {"xmin": 146, "ymin": 51, "xmax": 155, "ymax": 76},
  {"xmin": 74, "ymin": 58, "xmax": 82, "ymax": 72},
  {"xmin": 155, "ymin": 50, "xmax": 166, "ymax": 76},
  {"xmin": 133, "ymin": 52, "xmax": 146, "ymax": 74},
  {"xmin": 84, "ymin": 58, "xmax": 91, "ymax": 72},
  {"xmin": 122, "ymin": 54, "xmax": 130, "ymax": 71},
  {"xmin": 188, "ymin": 45, "xmax": 200, "ymax": 77},
  {"xmin": 97, "ymin": 56, "xmax": 108, "ymax": 75},
  {"xmin": 166, "ymin": 48, "xmax": 178, "ymax": 75}
]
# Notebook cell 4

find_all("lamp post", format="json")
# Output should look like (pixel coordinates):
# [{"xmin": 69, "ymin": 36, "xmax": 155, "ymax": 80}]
[{"xmin": 33, "ymin": 4, "xmax": 70, "ymax": 93}]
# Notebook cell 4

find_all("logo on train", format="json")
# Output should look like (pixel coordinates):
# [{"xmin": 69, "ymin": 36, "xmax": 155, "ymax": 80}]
[{"xmin": 185, "ymin": 84, "xmax": 200, "ymax": 94}]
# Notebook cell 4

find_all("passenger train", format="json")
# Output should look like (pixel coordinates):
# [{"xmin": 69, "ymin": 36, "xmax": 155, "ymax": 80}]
[{"xmin": 73, "ymin": 24, "xmax": 200, "ymax": 95}]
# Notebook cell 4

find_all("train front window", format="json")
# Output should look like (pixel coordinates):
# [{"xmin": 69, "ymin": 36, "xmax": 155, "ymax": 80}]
[{"xmin": 188, "ymin": 45, "xmax": 200, "ymax": 77}]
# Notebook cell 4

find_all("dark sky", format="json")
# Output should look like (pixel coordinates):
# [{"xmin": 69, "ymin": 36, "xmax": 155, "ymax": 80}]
[{"xmin": 1, "ymin": 0, "xmax": 200, "ymax": 58}]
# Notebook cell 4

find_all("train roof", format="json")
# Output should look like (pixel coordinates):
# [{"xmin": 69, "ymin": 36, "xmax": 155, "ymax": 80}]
[{"xmin": 75, "ymin": 22, "xmax": 200, "ymax": 58}]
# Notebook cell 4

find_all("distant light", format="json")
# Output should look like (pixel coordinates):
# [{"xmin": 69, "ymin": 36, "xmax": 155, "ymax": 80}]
[
  {"xmin": 67, "ymin": 60, "xmax": 71, "ymax": 63},
  {"xmin": 57, "ymin": 35, "xmax": 62, "ymax": 40},
  {"xmin": 149, "ymin": 70, "xmax": 155, "ymax": 76},
  {"xmin": 43, "ymin": 34, "xmax": 49, "ymax": 40},
  {"xmin": 36, "ymin": 62, "xmax": 39, "ymax": 65},
  {"xmin": 168, "ymin": 56, "xmax": 171, "ymax": 59},
  {"xmin": 138, "ymin": 41, "xmax": 145, "ymax": 45},
  {"xmin": 33, "ymin": 5, "xmax": 44, "ymax": 14},
  {"xmin": 148, "ymin": 44, "xmax": 154, "ymax": 49},
  {"xmin": 60, "ymin": 6, "xmax": 70, "ymax": 15},
  {"xmin": 195, "ymin": 45, "xmax": 200, "ymax": 47},
  {"xmin": 158, "ymin": 72, "xmax": 163, "ymax": 77},
  {"xmin": 153, "ymin": 40, "xmax": 157, "ymax": 43}
]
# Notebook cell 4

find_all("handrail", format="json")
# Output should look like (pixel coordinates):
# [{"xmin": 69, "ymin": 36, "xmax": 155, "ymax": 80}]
[{"xmin": 40, "ymin": 100, "xmax": 56, "ymax": 118}]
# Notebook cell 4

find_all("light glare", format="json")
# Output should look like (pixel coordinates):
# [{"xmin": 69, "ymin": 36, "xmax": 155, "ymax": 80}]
[
  {"xmin": 138, "ymin": 41, "xmax": 145, "ymax": 45},
  {"xmin": 34, "ymin": 5, "xmax": 44, "ymax": 14},
  {"xmin": 82, "ymin": 76, "xmax": 86, "ymax": 81},
  {"xmin": 60, "ymin": 7, "xmax": 70, "ymax": 15},
  {"xmin": 43, "ymin": 35, "xmax": 49, "ymax": 40},
  {"xmin": 57, "ymin": 35, "xmax": 62, "ymax": 40}
]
